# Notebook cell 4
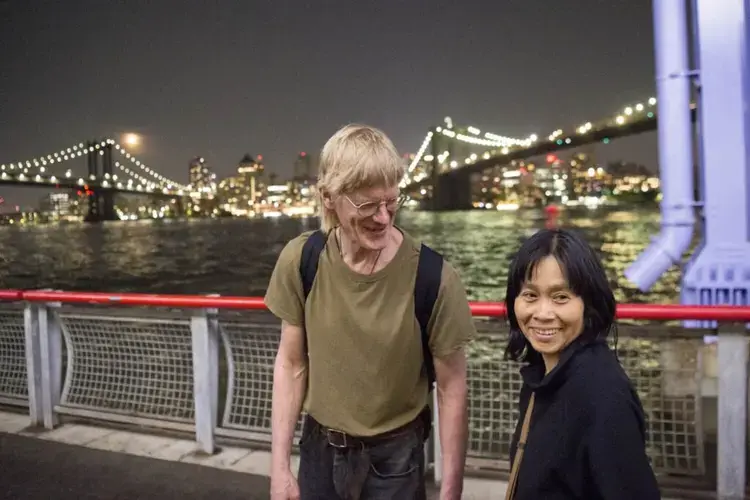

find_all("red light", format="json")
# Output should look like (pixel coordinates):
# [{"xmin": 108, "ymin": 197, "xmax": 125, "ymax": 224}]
[
  {"xmin": 257, "ymin": 155, "xmax": 263, "ymax": 161},
  {"xmin": 300, "ymin": 152, "xmax": 306, "ymax": 157},
  {"xmin": 546, "ymin": 154, "xmax": 557, "ymax": 164}
]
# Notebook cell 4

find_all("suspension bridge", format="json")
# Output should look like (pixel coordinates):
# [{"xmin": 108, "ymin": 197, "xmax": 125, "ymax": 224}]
[
  {"xmin": 0, "ymin": 138, "xmax": 188, "ymax": 221},
  {"xmin": 1, "ymin": 95, "xmax": 666, "ymax": 221},
  {"xmin": 400, "ymin": 95, "xmax": 693, "ymax": 210}
]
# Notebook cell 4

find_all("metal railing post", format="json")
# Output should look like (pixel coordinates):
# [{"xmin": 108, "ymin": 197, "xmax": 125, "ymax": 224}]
[
  {"xmin": 24, "ymin": 293, "xmax": 64, "ymax": 430},
  {"xmin": 38, "ymin": 301, "xmax": 63, "ymax": 429},
  {"xmin": 716, "ymin": 324, "xmax": 748, "ymax": 499},
  {"xmin": 190, "ymin": 298, "xmax": 220, "ymax": 455},
  {"xmin": 23, "ymin": 302, "xmax": 43, "ymax": 427}
]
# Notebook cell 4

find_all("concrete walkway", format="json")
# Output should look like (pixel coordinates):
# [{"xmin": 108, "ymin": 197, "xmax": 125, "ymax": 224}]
[
  {"xmin": 0, "ymin": 432, "xmax": 271, "ymax": 499},
  {"xmin": 0, "ymin": 411, "xmax": 500, "ymax": 499}
]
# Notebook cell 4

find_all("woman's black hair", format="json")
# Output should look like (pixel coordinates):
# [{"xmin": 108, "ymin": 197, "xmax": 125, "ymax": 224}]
[{"xmin": 504, "ymin": 228, "xmax": 617, "ymax": 364}]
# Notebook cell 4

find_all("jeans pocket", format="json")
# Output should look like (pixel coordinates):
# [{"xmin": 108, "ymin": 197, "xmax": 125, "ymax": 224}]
[{"xmin": 369, "ymin": 437, "xmax": 420, "ymax": 479}]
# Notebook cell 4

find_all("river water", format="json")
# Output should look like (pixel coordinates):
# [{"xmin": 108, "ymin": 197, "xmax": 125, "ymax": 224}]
[
  {"xmin": 0, "ymin": 206, "xmax": 683, "ymax": 304},
  {"xmin": 2, "ymin": 206, "xmax": 702, "ymax": 468}
]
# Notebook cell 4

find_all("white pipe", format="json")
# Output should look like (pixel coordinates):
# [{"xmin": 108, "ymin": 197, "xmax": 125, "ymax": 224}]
[{"xmin": 624, "ymin": 0, "xmax": 696, "ymax": 292}]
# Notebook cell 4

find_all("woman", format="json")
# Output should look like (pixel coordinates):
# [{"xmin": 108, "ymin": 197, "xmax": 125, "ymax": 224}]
[{"xmin": 503, "ymin": 228, "xmax": 661, "ymax": 499}]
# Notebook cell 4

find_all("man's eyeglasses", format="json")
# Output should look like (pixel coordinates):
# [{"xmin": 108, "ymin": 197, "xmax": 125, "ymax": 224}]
[{"xmin": 344, "ymin": 194, "xmax": 407, "ymax": 218}]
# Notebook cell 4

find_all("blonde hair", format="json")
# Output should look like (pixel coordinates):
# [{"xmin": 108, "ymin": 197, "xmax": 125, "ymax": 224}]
[{"xmin": 316, "ymin": 124, "xmax": 405, "ymax": 231}]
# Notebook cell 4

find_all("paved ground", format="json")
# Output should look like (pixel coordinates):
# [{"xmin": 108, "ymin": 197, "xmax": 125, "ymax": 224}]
[
  {"xmin": 0, "ymin": 410, "xmax": 706, "ymax": 499},
  {"xmin": 0, "ymin": 410, "xmax": 500, "ymax": 499},
  {"xmin": 0, "ymin": 432, "xmax": 272, "ymax": 500},
  {"xmin": 0, "ymin": 417, "xmax": 692, "ymax": 499}
]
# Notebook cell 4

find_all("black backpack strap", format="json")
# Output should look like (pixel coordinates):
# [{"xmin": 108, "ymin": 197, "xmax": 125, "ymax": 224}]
[
  {"xmin": 300, "ymin": 230, "xmax": 327, "ymax": 300},
  {"xmin": 414, "ymin": 243, "xmax": 443, "ymax": 392},
  {"xmin": 299, "ymin": 230, "xmax": 327, "ymax": 356}
]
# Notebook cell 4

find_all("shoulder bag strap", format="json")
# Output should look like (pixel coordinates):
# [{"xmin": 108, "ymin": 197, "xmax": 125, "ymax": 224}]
[{"xmin": 505, "ymin": 393, "xmax": 535, "ymax": 500}]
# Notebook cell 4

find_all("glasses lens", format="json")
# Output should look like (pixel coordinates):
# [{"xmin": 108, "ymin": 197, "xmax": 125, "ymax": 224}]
[
  {"xmin": 385, "ymin": 198, "xmax": 401, "ymax": 212},
  {"xmin": 358, "ymin": 203, "xmax": 379, "ymax": 217},
  {"xmin": 356, "ymin": 196, "xmax": 405, "ymax": 217}
]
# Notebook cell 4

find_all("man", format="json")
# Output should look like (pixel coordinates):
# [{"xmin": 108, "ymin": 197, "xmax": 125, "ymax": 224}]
[{"xmin": 265, "ymin": 123, "xmax": 476, "ymax": 499}]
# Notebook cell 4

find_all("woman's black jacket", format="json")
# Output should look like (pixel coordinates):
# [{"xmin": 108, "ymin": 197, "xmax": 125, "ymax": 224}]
[{"xmin": 508, "ymin": 338, "xmax": 662, "ymax": 499}]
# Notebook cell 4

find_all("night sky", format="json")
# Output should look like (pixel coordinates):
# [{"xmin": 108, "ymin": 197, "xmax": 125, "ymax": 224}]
[{"xmin": 0, "ymin": 0, "xmax": 657, "ymax": 207}]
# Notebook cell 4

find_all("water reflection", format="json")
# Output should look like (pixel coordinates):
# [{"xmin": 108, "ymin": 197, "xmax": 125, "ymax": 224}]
[
  {"xmin": 0, "ymin": 207, "xmax": 682, "ymax": 303},
  {"xmin": 398, "ymin": 206, "xmax": 683, "ymax": 304}
]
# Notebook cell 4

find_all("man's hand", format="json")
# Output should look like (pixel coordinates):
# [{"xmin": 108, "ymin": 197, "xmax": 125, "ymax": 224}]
[
  {"xmin": 270, "ymin": 468, "xmax": 300, "ymax": 500},
  {"xmin": 270, "ymin": 320, "xmax": 307, "ymax": 499},
  {"xmin": 435, "ymin": 348, "xmax": 469, "ymax": 500},
  {"xmin": 439, "ymin": 484, "xmax": 462, "ymax": 500}
]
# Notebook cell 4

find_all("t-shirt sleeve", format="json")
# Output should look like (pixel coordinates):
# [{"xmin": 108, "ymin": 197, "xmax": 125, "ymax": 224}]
[
  {"xmin": 427, "ymin": 261, "xmax": 476, "ymax": 358},
  {"xmin": 264, "ymin": 234, "xmax": 309, "ymax": 327}
]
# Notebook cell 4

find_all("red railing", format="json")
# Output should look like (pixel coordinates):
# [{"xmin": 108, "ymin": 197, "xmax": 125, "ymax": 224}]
[{"xmin": 1, "ymin": 289, "xmax": 750, "ymax": 321}]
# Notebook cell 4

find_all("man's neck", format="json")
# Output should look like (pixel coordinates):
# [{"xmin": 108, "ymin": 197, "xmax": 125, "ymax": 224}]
[{"xmin": 337, "ymin": 226, "xmax": 402, "ymax": 272}]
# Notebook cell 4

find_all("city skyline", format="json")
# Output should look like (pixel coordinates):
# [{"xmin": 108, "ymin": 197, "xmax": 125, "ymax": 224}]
[
  {"xmin": 1, "ymin": 1, "xmax": 658, "ymax": 206},
  {"xmin": 9, "ymin": 146, "xmax": 659, "ymax": 223}
]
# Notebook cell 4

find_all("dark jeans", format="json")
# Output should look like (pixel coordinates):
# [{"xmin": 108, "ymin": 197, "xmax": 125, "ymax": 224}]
[{"xmin": 297, "ymin": 415, "xmax": 427, "ymax": 500}]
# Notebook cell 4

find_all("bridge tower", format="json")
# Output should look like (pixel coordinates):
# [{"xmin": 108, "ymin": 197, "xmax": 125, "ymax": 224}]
[
  {"xmin": 84, "ymin": 140, "xmax": 100, "ymax": 222},
  {"xmin": 428, "ymin": 129, "xmax": 472, "ymax": 211},
  {"xmin": 84, "ymin": 140, "xmax": 117, "ymax": 223},
  {"xmin": 100, "ymin": 142, "xmax": 116, "ymax": 221},
  {"xmin": 428, "ymin": 127, "xmax": 440, "ymax": 210}
]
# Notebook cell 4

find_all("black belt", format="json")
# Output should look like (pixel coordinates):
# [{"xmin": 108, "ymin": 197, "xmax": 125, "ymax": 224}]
[{"xmin": 306, "ymin": 410, "xmax": 427, "ymax": 449}]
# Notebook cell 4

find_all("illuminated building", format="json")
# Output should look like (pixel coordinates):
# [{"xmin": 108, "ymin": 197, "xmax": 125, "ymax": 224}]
[
  {"xmin": 470, "ymin": 160, "xmax": 533, "ymax": 210},
  {"xmin": 39, "ymin": 192, "xmax": 76, "ymax": 220},
  {"xmin": 216, "ymin": 154, "xmax": 265, "ymax": 216},
  {"xmin": 188, "ymin": 157, "xmax": 217, "ymax": 197},
  {"xmin": 293, "ymin": 152, "xmax": 316, "ymax": 184}
]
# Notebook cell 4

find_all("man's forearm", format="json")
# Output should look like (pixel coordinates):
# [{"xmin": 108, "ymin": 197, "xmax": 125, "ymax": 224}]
[
  {"xmin": 270, "ymin": 358, "xmax": 307, "ymax": 471},
  {"xmin": 437, "ymin": 378, "xmax": 468, "ymax": 497}
]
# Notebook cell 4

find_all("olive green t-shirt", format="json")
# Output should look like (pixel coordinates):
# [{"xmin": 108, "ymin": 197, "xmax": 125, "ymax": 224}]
[{"xmin": 264, "ymin": 227, "xmax": 475, "ymax": 437}]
